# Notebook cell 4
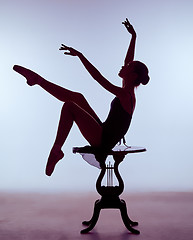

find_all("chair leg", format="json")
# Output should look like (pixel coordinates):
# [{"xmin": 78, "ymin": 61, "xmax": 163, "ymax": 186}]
[
  {"xmin": 81, "ymin": 200, "xmax": 101, "ymax": 234},
  {"xmin": 119, "ymin": 200, "xmax": 140, "ymax": 234},
  {"xmin": 82, "ymin": 199, "xmax": 100, "ymax": 226},
  {"xmin": 120, "ymin": 200, "xmax": 138, "ymax": 226}
]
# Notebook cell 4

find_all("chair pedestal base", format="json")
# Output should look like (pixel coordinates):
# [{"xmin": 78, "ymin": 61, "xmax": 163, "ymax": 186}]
[{"xmin": 81, "ymin": 193, "xmax": 139, "ymax": 234}]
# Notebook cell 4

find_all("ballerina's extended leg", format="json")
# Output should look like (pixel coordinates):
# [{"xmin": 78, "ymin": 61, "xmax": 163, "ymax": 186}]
[{"xmin": 13, "ymin": 65, "xmax": 101, "ymax": 123}]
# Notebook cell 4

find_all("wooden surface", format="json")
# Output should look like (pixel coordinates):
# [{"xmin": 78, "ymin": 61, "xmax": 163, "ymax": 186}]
[
  {"xmin": 0, "ymin": 192, "xmax": 192, "ymax": 240},
  {"xmin": 73, "ymin": 145, "xmax": 146, "ymax": 155}
]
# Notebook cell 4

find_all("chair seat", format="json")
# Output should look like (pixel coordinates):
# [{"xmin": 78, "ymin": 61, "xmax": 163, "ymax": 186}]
[{"xmin": 73, "ymin": 145, "xmax": 146, "ymax": 155}]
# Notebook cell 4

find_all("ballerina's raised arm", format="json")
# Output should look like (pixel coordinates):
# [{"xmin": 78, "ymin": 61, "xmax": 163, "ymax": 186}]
[{"xmin": 122, "ymin": 18, "xmax": 137, "ymax": 66}]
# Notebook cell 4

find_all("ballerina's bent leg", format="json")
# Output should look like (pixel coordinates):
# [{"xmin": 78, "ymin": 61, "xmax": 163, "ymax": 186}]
[{"xmin": 13, "ymin": 65, "xmax": 102, "ymax": 176}]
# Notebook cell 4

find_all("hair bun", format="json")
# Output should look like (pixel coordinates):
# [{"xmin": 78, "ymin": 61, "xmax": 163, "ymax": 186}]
[
  {"xmin": 141, "ymin": 75, "xmax": 150, "ymax": 85},
  {"xmin": 132, "ymin": 61, "xmax": 149, "ymax": 87}
]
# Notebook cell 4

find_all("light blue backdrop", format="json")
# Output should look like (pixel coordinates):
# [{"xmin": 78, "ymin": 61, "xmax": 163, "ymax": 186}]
[{"xmin": 1, "ymin": 0, "xmax": 193, "ymax": 192}]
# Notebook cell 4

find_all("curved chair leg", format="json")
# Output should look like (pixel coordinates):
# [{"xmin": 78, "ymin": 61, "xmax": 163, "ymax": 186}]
[
  {"xmin": 120, "ymin": 200, "xmax": 138, "ymax": 226},
  {"xmin": 82, "ymin": 200, "xmax": 100, "ymax": 226},
  {"xmin": 81, "ymin": 200, "xmax": 101, "ymax": 234},
  {"xmin": 120, "ymin": 200, "xmax": 140, "ymax": 234}
]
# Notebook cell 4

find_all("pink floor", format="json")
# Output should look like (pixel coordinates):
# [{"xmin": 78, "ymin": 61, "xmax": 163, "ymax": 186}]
[{"xmin": 0, "ymin": 192, "xmax": 192, "ymax": 240}]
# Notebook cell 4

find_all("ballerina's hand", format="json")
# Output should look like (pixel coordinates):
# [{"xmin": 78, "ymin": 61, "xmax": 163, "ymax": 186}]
[
  {"xmin": 59, "ymin": 44, "xmax": 81, "ymax": 56},
  {"xmin": 122, "ymin": 18, "xmax": 136, "ymax": 36}
]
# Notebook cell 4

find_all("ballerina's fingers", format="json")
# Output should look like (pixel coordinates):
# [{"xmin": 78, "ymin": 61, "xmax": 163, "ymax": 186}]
[
  {"xmin": 122, "ymin": 18, "xmax": 132, "ymax": 27},
  {"xmin": 59, "ymin": 44, "xmax": 74, "ymax": 55},
  {"xmin": 59, "ymin": 44, "xmax": 77, "ymax": 56},
  {"xmin": 59, "ymin": 44, "xmax": 69, "ymax": 50},
  {"xmin": 64, "ymin": 51, "xmax": 76, "ymax": 56}
]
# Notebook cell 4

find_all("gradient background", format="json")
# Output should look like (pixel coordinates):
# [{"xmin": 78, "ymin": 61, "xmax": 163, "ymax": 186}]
[{"xmin": 0, "ymin": 0, "xmax": 193, "ymax": 193}]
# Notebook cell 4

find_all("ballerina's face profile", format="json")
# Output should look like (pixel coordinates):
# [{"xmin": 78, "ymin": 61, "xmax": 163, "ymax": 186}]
[
  {"xmin": 118, "ymin": 62, "xmax": 137, "ymax": 89},
  {"xmin": 118, "ymin": 62, "xmax": 136, "ymax": 79}
]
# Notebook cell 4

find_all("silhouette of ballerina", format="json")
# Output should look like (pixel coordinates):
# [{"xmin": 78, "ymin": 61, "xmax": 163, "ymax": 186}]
[{"xmin": 13, "ymin": 18, "xmax": 149, "ymax": 176}]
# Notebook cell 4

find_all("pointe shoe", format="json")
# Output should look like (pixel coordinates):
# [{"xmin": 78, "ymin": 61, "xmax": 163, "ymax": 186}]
[
  {"xmin": 45, "ymin": 148, "xmax": 64, "ymax": 176},
  {"xmin": 13, "ymin": 65, "xmax": 41, "ymax": 86}
]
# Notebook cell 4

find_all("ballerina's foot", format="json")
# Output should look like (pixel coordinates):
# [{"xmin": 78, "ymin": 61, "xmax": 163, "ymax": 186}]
[
  {"xmin": 13, "ymin": 65, "xmax": 42, "ymax": 86},
  {"xmin": 45, "ymin": 148, "xmax": 64, "ymax": 176}
]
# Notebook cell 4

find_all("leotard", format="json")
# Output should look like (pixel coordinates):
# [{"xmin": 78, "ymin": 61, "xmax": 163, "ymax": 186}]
[{"xmin": 100, "ymin": 97, "xmax": 132, "ymax": 151}]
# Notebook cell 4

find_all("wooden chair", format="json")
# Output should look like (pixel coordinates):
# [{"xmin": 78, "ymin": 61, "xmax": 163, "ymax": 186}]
[{"xmin": 73, "ymin": 145, "xmax": 146, "ymax": 234}]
